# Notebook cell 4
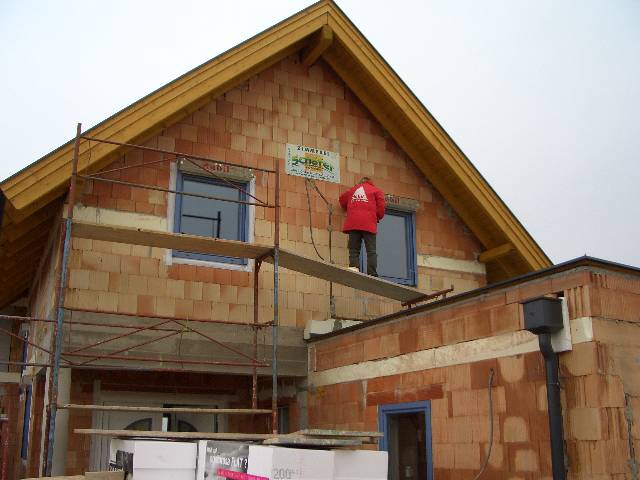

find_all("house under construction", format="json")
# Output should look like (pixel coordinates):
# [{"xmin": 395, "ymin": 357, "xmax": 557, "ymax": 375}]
[{"xmin": 0, "ymin": 2, "xmax": 638, "ymax": 479}]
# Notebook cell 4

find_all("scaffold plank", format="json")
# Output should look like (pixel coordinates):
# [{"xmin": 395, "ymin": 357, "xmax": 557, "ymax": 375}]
[
  {"xmin": 59, "ymin": 404, "xmax": 272, "ymax": 414},
  {"xmin": 71, "ymin": 220, "xmax": 426, "ymax": 302},
  {"xmin": 294, "ymin": 428, "xmax": 383, "ymax": 438},
  {"xmin": 71, "ymin": 221, "xmax": 273, "ymax": 259},
  {"xmin": 272, "ymin": 250, "xmax": 426, "ymax": 303},
  {"xmin": 263, "ymin": 436, "xmax": 362, "ymax": 447},
  {"xmin": 74, "ymin": 429, "xmax": 273, "ymax": 440}
]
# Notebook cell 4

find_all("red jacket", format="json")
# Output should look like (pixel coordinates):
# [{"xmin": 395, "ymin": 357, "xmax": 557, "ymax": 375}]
[{"xmin": 339, "ymin": 181, "xmax": 385, "ymax": 234}]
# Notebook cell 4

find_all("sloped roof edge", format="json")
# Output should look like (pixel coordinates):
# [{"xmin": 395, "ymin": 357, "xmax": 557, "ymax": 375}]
[
  {"xmin": 322, "ymin": 4, "xmax": 550, "ymax": 271},
  {"xmin": 0, "ymin": 1, "xmax": 330, "ymax": 215},
  {"xmin": 0, "ymin": 0, "xmax": 550, "ymax": 290},
  {"xmin": 1, "ymin": 2, "xmax": 326, "ymax": 187}
]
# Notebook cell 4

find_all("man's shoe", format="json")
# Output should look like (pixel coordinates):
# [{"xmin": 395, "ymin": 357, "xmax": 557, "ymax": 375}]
[{"xmin": 347, "ymin": 266, "xmax": 359, "ymax": 273}]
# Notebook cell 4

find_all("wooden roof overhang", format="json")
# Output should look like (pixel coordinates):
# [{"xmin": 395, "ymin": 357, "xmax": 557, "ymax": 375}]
[{"xmin": 0, "ymin": 0, "xmax": 550, "ymax": 307}]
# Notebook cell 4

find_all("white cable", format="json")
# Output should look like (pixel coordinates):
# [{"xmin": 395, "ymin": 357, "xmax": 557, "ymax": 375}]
[{"xmin": 472, "ymin": 368, "xmax": 495, "ymax": 480}]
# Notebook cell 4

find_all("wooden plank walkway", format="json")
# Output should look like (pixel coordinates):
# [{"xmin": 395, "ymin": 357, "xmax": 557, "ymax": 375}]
[
  {"xmin": 59, "ymin": 404, "xmax": 271, "ymax": 414},
  {"xmin": 74, "ymin": 429, "xmax": 273, "ymax": 441},
  {"xmin": 72, "ymin": 220, "xmax": 272, "ymax": 259},
  {"xmin": 294, "ymin": 428, "xmax": 383, "ymax": 438},
  {"xmin": 74, "ymin": 428, "xmax": 381, "ymax": 447},
  {"xmin": 263, "ymin": 436, "xmax": 362, "ymax": 447},
  {"xmin": 72, "ymin": 221, "xmax": 426, "ymax": 303}
]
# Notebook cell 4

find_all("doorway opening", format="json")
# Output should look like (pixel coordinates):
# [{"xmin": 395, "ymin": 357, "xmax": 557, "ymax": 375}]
[{"xmin": 379, "ymin": 401, "xmax": 433, "ymax": 480}]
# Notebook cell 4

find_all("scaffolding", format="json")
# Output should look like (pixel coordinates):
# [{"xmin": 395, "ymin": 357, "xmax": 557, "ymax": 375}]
[{"xmin": 0, "ymin": 122, "xmax": 447, "ymax": 477}]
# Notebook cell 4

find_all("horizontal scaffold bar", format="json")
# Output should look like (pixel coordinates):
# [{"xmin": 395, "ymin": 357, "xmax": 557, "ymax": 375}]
[
  {"xmin": 65, "ymin": 307, "xmax": 272, "ymax": 328},
  {"xmin": 63, "ymin": 351, "xmax": 269, "ymax": 368},
  {"xmin": 80, "ymin": 135, "xmax": 277, "ymax": 174},
  {"xmin": 72, "ymin": 220, "xmax": 273, "ymax": 259},
  {"xmin": 77, "ymin": 175, "xmax": 273, "ymax": 208}
]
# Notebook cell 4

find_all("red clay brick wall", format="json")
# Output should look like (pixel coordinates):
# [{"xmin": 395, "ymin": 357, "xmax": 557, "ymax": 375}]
[
  {"xmin": 310, "ymin": 288, "xmax": 522, "ymax": 372},
  {"xmin": 66, "ymin": 54, "xmax": 484, "ymax": 329},
  {"xmin": 561, "ymin": 271, "xmax": 640, "ymax": 478},
  {"xmin": 307, "ymin": 268, "xmax": 640, "ymax": 479},
  {"xmin": 308, "ymin": 354, "xmax": 551, "ymax": 479}
]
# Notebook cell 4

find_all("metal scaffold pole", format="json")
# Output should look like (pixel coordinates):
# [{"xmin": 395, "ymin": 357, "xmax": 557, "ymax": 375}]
[
  {"xmin": 45, "ymin": 123, "xmax": 81, "ymax": 476},
  {"xmin": 272, "ymin": 158, "xmax": 280, "ymax": 434},
  {"xmin": 252, "ymin": 259, "xmax": 262, "ymax": 410}
]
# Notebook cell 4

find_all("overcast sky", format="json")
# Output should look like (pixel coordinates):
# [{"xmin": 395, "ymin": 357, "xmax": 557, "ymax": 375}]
[{"xmin": 1, "ymin": 0, "xmax": 638, "ymax": 267}]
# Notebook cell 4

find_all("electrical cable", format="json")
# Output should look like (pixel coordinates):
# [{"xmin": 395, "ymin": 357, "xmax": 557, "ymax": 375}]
[
  {"xmin": 304, "ymin": 179, "xmax": 326, "ymax": 261},
  {"xmin": 303, "ymin": 178, "xmax": 336, "ymax": 316},
  {"xmin": 472, "ymin": 368, "xmax": 495, "ymax": 480}
]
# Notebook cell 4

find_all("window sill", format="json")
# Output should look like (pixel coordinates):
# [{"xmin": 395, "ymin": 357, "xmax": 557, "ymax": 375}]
[{"xmin": 167, "ymin": 252, "xmax": 253, "ymax": 272}]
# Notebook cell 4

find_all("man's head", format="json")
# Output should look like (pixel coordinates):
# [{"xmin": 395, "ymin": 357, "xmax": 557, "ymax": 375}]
[{"xmin": 359, "ymin": 176, "xmax": 371, "ymax": 185}]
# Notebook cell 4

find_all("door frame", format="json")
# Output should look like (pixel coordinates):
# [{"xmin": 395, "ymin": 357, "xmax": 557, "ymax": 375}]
[
  {"xmin": 90, "ymin": 390, "xmax": 236, "ymax": 471},
  {"xmin": 378, "ymin": 400, "xmax": 433, "ymax": 480}
]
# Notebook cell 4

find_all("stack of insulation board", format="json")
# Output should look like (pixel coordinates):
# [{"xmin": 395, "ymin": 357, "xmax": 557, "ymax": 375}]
[{"xmin": 110, "ymin": 439, "xmax": 388, "ymax": 480}]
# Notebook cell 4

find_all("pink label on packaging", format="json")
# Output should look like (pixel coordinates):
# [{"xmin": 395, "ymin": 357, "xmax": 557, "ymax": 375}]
[{"xmin": 216, "ymin": 468, "xmax": 269, "ymax": 480}]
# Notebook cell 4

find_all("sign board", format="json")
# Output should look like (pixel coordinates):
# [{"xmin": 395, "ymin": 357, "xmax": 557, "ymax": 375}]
[
  {"xmin": 385, "ymin": 194, "xmax": 420, "ymax": 212},
  {"xmin": 285, "ymin": 144, "xmax": 340, "ymax": 183},
  {"xmin": 198, "ymin": 441, "xmax": 252, "ymax": 480}
]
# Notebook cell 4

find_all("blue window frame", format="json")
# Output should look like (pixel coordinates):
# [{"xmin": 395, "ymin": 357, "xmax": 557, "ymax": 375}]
[
  {"xmin": 361, "ymin": 209, "xmax": 417, "ymax": 285},
  {"xmin": 21, "ymin": 385, "xmax": 32, "ymax": 460},
  {"xmin": 20, "ymin": 330, "xmax": 28, "ymax": 375},
  {"xmin": 379, "ymin": 401, "xmax": 433, "ymax": 480},
  {"xmin": 174, "ymin": 172, "xmax": 248, "ymax": 265}
]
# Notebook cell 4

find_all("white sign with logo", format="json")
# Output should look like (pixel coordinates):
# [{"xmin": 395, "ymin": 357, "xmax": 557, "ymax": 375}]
[{"xmin": 285, "ymin": 144, "xmax": 340, "ymax": 183}]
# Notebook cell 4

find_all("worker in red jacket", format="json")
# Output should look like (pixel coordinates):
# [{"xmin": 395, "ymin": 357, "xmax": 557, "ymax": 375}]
[{"xmin": 339, "ymin": 177, "xmax": 385, "ymax": 276}]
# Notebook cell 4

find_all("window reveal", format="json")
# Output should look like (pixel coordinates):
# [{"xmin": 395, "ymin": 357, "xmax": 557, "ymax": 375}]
[{"xmin": 173, "ymin": 172, "xmax": 249, "ymax": 265}]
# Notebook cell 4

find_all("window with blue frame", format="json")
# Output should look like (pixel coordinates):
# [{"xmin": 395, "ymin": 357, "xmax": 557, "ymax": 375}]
[
  {"xmin": 379, "ymin": 401, "xmax": 433, "ymax": 480},
  {"xmin": 174, "ymin": 172, "xmax": 249, "ymax": 265},
  {"xmin": 360, "ymin": 209, "xmax": 417, "ymax": 285}
]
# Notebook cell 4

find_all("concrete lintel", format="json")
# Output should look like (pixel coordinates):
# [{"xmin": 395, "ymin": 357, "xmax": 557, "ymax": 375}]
[
  {"xmin": 304, "ymin": 318, "xmax": 362, "ymax": 339},
  {"xmin": 70, "ymin": 205, "xmax": 167, "ymax": 230},
  {"xmin": 417, "ymin": 254, "xmax": 486, "ymax": 275},
  {"xmin": 309, "ymin": 317, "xmax": 595, "ymax": 387}
]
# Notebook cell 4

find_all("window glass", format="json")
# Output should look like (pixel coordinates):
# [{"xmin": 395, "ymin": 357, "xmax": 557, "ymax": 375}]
[
  {"xmin": 377, "ymin": 214, "xmax": 409, "ymax": 280},
  {"xmin": 174, "ymin": 173, "xmax": 248, "ymax": 264},
  {"xmin": 361, "ymin": 209, "xmax": 416, "ymax": 285}
]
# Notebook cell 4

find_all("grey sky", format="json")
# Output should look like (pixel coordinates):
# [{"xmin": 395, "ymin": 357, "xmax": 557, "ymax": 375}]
[{"xmin": 1, "ymin": 0, "xmax": 638, "ymax": 267}]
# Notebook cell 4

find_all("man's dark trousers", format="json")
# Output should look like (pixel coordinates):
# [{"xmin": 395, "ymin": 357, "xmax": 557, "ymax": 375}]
[{"xmin": 347, "ymin": 230, "xmax": 377, "ymax": 276}]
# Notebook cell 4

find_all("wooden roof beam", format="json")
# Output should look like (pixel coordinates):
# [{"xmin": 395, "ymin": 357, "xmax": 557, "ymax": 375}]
[
  {"xmin": 301, "ymin": 25, "xmax": 333, "ymax": 67},
  {"xmin": 478, "ymin": 243, "xmax": 514, "ymax": 263}
]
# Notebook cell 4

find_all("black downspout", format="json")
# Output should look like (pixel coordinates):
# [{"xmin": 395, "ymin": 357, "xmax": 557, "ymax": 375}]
[{"xmin": 538, "ymin": 333, "xmax": 567, "ymax": 480}]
